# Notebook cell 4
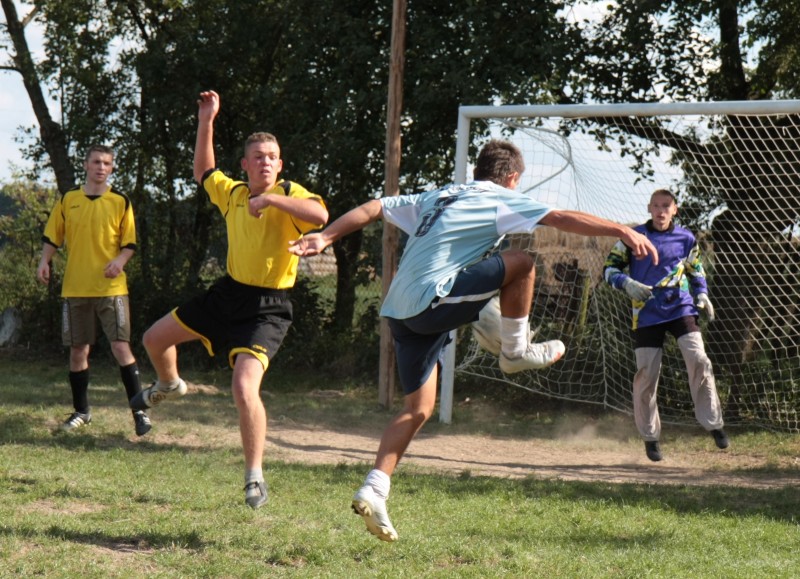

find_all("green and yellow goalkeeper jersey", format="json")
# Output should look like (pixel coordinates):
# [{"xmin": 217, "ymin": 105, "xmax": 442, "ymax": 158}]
[
  {"xmin": 42, "ymin": 185, "xmax": 137, "ymax": 298},
  {"xmin": 202, "ymin": 169, "xmax": 325, "ymax": 289}
]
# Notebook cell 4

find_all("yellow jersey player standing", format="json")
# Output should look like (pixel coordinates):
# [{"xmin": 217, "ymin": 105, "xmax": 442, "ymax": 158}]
[
  {"xmin": 37, "ymin": 145, "xmax": 151, "ymax": 436},
  {"xmin": 131, "ymin": 90, "xmax": 328, "ymax": 509}
]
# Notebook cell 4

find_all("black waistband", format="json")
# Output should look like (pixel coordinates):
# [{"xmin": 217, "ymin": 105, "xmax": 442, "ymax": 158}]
[{"xmin": 222, "ymin": 275, "xmax": 289, "ymax": 298}]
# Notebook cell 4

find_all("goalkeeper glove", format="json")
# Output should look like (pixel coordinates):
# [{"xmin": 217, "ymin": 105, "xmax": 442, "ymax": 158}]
[
  {"xmin": 623, "ymin": 278, "xmax": 653, "ymax": 301},
  {"xmin": 696, "ymin": 293, "xmax": 715, "ymax": 321}
]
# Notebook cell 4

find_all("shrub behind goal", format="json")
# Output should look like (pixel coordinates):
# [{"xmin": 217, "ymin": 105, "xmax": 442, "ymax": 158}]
[{"xmin": 446, "ymin": 101, "xmax": 800, "ymax": 433}]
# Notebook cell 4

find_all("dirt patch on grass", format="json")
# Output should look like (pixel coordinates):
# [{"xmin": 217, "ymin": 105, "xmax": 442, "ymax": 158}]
[
  {"xmin": 24, "ymin": 498, "xmax": 106, "ymax": 515},
  {"xmin": 265, "ymin": 423, "xmax": 799, "ymax": 489},
  {"xmin": 139, "ymin": 384, "xmax": 799, "ymax": 490}
]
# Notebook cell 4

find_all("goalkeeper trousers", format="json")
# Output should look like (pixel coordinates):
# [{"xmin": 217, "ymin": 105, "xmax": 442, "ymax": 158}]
[{"xmin": 632, "ymin": 332, "xmax": 724, "ymax": 441}]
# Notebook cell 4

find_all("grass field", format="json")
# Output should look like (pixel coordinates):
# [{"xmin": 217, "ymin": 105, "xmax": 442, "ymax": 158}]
[{"xmin": 0, "ymin": 350, "xmax": 798, "ymax": 578}]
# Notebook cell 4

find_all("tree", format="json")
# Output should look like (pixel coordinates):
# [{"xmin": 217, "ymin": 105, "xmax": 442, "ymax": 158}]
[
  {"xmin": 0, "ymin": 179, "xmax": 60, "ymax": 341},
  {"xmin": 273, "ymin": 0, "xmax": 583, "ymax": 332},
  {"xmin": 8, "ymin": 0, "xmax": 799, "ymax": 387},
  {"xmin": 0, "ymin": 0, "xmax": 74, "ymax": 192}
]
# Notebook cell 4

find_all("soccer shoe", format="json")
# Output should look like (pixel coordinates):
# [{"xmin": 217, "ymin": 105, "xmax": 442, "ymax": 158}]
[
  {"xmin": 133, "ymin": 410, "xmax": 152, "ymax": 436},
  {"xmin": 645, "ymin": 440, "xmax": 663, "ymax": 462},
  {"xmin": 711, "ymin": 429, "xmax": 730, "ymax": 449},
  {"xmin": 472, "ymin": 321, "xmax": 502, "ymax": 357},
  {"xmin": 129, "ymin": 379, "xmax": 187, "ymax": 410},
  {"xmin": 471, "ymin": 297, "xmax": 502, "ymax": 356},
  {"xmin": 244, "ymin": 480, "xmax": 268, "ymax": 509},
  {"xmin": 499, "ymin": 340, "xmax": 565, "ymax": 374},
  {"xmin": 351, "ymin": 485, "xmax": 398, "ymax": 542},
  {"xmin": 60, "ymin": 411, "xmax": 91, "ymax": 432}
]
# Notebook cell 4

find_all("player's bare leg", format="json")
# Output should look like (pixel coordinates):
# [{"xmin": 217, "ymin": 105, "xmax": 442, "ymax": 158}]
[
  {"xmin": 353, "ymin": 365, "xmax": 438, "ymax": 542},
  {"xmin": 374, "ymin": 369, "xmax": 438, "ymax": 475},
  {"xmin": 130, "ymin": 314, "xmax": 193, "ymax": 410},
  {"xmin": 109, "ymin": 340, "xmax": 136, "ymax": 367},
  {"xmin": 142, "ymin": 314, "xmax": 197, "ymax": 382},
  {"xmin": 498, "ymin": 248, "xmax": 536, "ymax": 318},
  {"xmin": 497, "ymin": 249, "xmax": 565, "ymax": 372},
  {"xmin": 231, "ymin": 354, "xmax": 269, "ymax": 508}
]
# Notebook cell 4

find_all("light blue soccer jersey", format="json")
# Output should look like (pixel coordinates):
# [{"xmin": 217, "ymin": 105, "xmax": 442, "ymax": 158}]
[{"xmin": 380, "ymin": 181, "xmax": 552, "ymax": 319}]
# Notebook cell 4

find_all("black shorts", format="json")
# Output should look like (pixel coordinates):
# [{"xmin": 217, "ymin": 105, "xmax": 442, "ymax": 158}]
[
  {"xmin": 388, "ymin": 254, "xmax": 505, "ymax": 395},
  {"xmin": 634, "ymin": 315, "xmax": 700, "ymax": 349},
  {"xmin": 173, "ymin": 275, "xmax": 292, "ymax": 369}
]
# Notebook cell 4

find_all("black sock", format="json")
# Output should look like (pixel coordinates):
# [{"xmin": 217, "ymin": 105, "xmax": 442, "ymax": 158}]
[
  {"xmin": 119, "ymin": 362, "xmax": 142, "ymax": 402},
  {"xmin": 69, "ymin": 369, "xmax": 90, "ymax": 414}
]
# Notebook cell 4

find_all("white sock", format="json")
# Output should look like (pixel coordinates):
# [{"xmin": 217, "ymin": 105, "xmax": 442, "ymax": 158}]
[
  {"xmin": 501, "ymin": 316, "xmax": 529, "ymax": 358},
  {"xmin": 245, "ymin": 467, "xmax": 263, "ymax": 484},
  {"xmin": 156, "ymin": 378, "xmax": 181, "ymax": 390},
  {"xmin": 364, "ymin": 469, "xmax": 391, "ymax": 500}
]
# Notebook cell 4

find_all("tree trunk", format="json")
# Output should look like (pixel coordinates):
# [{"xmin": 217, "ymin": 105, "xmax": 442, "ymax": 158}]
[
  {"xmin": 332, "ymin": 231, "xmax": 362, "ymax": 333},
  {"xmin": 1, "ymin": 0, "xmax": 74, "ymax": 192}
]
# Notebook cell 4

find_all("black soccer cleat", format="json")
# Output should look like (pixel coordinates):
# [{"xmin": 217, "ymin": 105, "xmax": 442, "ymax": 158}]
[
  {"xmin": 644, "ymin": 440, "xmax": 662, "ymax": 462},
  {"xmin": 133, "ymin": 410, "xmax": 152, "ymax": 436},
  {"xmin": 710, "ymin": 429, "xmax": 729, "ymax": 449},
  {"xmin": 60, "ymin": 411, "xmax": 92, "ymax": 432}
]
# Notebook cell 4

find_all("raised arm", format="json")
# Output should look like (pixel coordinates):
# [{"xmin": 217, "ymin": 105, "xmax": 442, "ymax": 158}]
[
  {"xmin": 540, "ymin": 209, "xmax": 658, "ymax": 264},
  {"xmin": 193, "ymin": 90, "xmax": 220, "ymax": 183},
  {"xmin": 288, "ymin": 199, "xmax": 383, "ymax": 256}
]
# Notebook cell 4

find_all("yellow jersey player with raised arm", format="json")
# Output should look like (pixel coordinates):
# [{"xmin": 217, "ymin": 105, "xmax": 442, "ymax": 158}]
[{"xmin": 131, "ymin": 90, "xmax": 328, "ymax": 510}]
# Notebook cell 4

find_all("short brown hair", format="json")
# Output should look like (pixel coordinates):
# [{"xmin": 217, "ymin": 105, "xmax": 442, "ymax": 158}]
[
  {"xmin": 473, "ymin": 140, "xmax": 525, "ymax": 184},
  {"xmin": 84, "ymin": 144, "xmax": 114, "ymax": 162},
  {"xmin": 244, "ymin": 132, "xmax": 279, "ymax": 157},
  {"xmin": 650, "ymin": 188, "xmax": 677, "ymax": 203}
]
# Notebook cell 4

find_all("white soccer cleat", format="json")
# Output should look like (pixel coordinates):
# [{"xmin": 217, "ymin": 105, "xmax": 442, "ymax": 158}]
[
  {"xmin": 130, "ymin": 379, "xmax": 187, "ymax": 410},
  {"xmin": 351, "ymin": 485, "xmax": 398, "ymax": 542},
  {"xmin": 471, "ymin": 296, "xmax": 502, "ymax": 356},
  {"xmin": 499, "ymin": 340, "xmax": 566, "ymax": 374}
]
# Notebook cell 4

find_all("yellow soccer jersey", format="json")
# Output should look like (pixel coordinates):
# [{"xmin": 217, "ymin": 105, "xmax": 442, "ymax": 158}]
[
  {"xmin": 202, "ymin": 170, "xmax": 325, "ymax": 288},
  {"xmin": 42, "ymin": 186, "xmax": 137, "ymax": 297}
]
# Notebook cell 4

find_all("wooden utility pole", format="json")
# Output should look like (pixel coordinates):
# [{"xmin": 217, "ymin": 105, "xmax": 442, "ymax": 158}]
[{"xmin": 378, "ymin": 0, "xmax": 406, "ymax": 408}]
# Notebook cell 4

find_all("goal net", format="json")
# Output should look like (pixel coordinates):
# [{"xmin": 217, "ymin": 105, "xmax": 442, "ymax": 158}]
[{"xmin": 446, "ymin": 101, "xmax": 800, "ymax": 433}]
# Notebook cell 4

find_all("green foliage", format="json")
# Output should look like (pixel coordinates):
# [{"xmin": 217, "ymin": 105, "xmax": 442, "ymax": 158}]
[
  {"xmin": 7, "ymin": 0, "xmax": 800, "ymax": 378},
  {"xmin": 0, "ymin": 181, "xmax": 61, "ymax": 342},
  {"xmin": 573, "ymin": 0, "xmax": 800, "ymax": 104},
  {"xmin": 29, "ymin": 1, "xmax": 130, "ymax": 178},
  {"xmin": 280, "ymin": 275, "xmax": 381, "ymax": 376},
  {"xmin": 8, "ymin": 0, "xmax": 589, "ymax": 333}
]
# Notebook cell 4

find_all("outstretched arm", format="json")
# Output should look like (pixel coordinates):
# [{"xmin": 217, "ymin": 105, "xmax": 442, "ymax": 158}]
[
  {"xmin": 540, "ymin": 209, "xmax": 658, "ymax": 264},
  {"xmin": 193, "ymin": 90, "xmax": 220, "ymax": 184},
  {"xmin": 288, "ymin": 199, "xmax": 383, "ymax": 256}
]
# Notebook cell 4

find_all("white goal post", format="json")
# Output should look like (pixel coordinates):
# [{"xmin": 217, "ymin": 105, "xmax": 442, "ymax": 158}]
[{"xmin": 440, "ymin": 99, "xmax": 800, "ymax": 434}]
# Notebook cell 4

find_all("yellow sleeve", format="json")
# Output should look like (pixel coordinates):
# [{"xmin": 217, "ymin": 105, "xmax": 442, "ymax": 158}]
[{"xmin": 42, "ymin": 195, "xmax": 67, "ymax": 247}]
